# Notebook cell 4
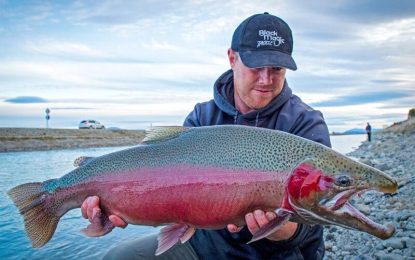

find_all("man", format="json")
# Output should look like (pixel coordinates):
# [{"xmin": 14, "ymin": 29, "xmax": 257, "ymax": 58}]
[
  {"xmin": 366, "ymin": 122, "xmax": 372, "ymax": 142},
  {"xmin": 82, "ymin": 12, "xmax": 331, "ymax": 259}
]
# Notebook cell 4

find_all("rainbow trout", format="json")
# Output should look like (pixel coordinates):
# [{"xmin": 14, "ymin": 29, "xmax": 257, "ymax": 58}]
[{"xmin": 8, "ymin": 125, "xmax": 397, "ymax": 255}]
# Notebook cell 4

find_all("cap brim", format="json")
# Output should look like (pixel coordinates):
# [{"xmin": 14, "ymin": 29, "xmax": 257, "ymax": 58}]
[{"xmin": 239, "ymin": 50, "xmax": 297, "ymax": 71}]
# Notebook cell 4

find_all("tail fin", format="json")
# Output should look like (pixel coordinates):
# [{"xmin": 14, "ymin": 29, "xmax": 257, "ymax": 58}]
[{"xmin": 8, "ymin": 182, "xmax": 59, "ymax": 248}]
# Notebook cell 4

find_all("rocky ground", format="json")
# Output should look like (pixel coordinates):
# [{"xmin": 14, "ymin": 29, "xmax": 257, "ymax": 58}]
[
  {"xmin": 323, "ymin": 119, "xmax": 415, "ymax": 260},
  {"xmin": 0, "ymin": 128, "xmax": 145, "ymax": 152}
]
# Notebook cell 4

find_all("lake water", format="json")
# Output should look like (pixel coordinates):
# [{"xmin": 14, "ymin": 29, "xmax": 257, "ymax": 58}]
[{"xmin": 0, "ymin": 134, "xmax": 366, "ymax": 259}]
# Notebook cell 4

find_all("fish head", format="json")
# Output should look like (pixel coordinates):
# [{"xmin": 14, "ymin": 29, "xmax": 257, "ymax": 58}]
[{"xmin": 286, "ymin": 156, "xmax": 398, "ymax": 239}]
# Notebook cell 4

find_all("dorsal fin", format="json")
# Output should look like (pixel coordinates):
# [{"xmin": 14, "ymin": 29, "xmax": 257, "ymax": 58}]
[
  {"xmin": 73, "ymin": 156, "xmax": 95, "ymax": 167},
  {"xmin": 141, "ymin": 126, "xmax": 188, "ymax": 145}
]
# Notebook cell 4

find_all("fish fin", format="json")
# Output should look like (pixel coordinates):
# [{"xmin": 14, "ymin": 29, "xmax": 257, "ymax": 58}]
[
  {"xmin": 7, "ymin": 182, "xmax": 60, "ymax": 248},
  {"xmin": 248, "ymin": 209, "xmax": 293, "ymax": 244},
  {"xmin": 142, "ymin": 126, "xmax": 188, "ymax": 145},
  {"xmin": 73, "ymin": 156, "xmax": 95, "ymax": 167},
  {"xmin": 180, "ymin": 226, "xmax": 196, "ymax": 243},
  {"xmin": 156, "ymin": 224, "xmax": 195, "ymax": 256}
]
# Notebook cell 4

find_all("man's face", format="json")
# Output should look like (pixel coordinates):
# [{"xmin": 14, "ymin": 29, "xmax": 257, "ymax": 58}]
[{"xmin": 228, "ymin": 49, "xmax": 286, "ymax": 114}]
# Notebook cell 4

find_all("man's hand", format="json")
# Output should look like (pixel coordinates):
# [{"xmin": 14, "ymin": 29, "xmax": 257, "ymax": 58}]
[
  {"xmin": 227, "ymin": 210, "xmax": 298, "ymax": 241},
  {"xmin": 81, "ymin": 196, "xmax": 128, "ymax": 236}
]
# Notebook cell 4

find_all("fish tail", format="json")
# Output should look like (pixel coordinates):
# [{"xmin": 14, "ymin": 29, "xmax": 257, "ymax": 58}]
[{"xmin": 8, "ymin": 182, "xmax": 60, "ymax": 248}]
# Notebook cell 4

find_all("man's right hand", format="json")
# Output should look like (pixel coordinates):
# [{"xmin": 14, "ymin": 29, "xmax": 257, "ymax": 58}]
[{"xmin": 80, "ymin": 196, "xmax": 128, "ymax": 236}]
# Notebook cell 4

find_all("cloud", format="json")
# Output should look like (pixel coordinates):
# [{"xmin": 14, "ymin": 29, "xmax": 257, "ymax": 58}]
[
  {"xmin": 359, "ymin": 18, "xmax": 415, "ymax": 46},
  {"xmin": 26, "ymin": 40, "xmax": 110, "ymax": 58},
  {"xmin": 66, "ymin": 1, "xmax": 231, "ymax": 26},
  {"xmin": 49, "ymin": 107, "xmax": 95, "ymax": 110},
  {"xmin": 0, "ymin": 2, "xmax": 56, "ymax": 28},
  {"xmin": 5, "ymin": 96, "xmax": 48, "ymax": 103},
  {"xmin": 370, "ymin": 79, "xmax": 406, "ymax": 84},
  {"xmin": 0, "ymin": 61, "xmax": 93, "ymax": 85},
  {"xmin": 332, "ymin": 1, "xmax": 415, "ymax": 23},
  {"xmin": 66, "ymin": 1, "xmax": 171, "ymax": 25},
  {"xmin": 310, "ymin": 91, "xmax": 409, "ymax": 107},
  {"xmin": 288, "ymin": 1, "xmax": 415, "ymax": 24},
  {"xmin": 0, "ymin": 0, "xmax": 414, "ymax": 131}
]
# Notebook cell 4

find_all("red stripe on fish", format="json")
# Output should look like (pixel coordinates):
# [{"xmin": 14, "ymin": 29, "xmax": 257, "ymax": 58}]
[{"xmin": 84, "ymin": 165, "xmax": 290, "ymax": 228}]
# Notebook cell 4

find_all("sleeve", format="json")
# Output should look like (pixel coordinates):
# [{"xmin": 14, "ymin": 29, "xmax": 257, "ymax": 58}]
[
  {"xmin": 247, "ymin": 224, "xmax": 324, "ymax": 259},
  {"xmin": 183, "ymin": 104, "xmax": 201, "ymax": 127},
  {"xmin": 289, "ymin": 110, "xmax": 331, "ymax": 148},
  {"xmin": 278, "ymin": 96, "xmax": 331, "ymax": 148}
]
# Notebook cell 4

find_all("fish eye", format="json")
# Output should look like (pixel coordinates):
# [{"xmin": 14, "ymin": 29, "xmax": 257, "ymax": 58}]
[{"xmin": 335, "ymin": 175, "xmax": 352, "ymax": 187}]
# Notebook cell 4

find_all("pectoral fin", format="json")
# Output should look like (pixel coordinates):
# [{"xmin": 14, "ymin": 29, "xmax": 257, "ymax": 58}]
[
  {"xmin": 248, "ymin": 209, "xmax": 293, "ymax": 243},
  {"xmin": 156, "ymin": 224, "xmax": 196, "ymax": 256}
]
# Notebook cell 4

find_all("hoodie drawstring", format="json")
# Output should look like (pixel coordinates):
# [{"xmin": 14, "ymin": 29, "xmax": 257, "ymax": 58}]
[
  {"xmin": 233, "ymin": 111, "xmax": 239, "ymax": 124},
  {"xmin": 255, "ymin": 112, "xmax": 260, "ymax": 127},
  {"xmin": 234, "ymin": 111, "xmax": 260, "ymax": 126}
]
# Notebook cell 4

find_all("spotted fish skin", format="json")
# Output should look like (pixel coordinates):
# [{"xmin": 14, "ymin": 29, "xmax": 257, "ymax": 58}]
[
  {"xmin": 8, "ymin": 125, "xmax": 398, "ymax": 253},
  {"xmin": 48, "ymin": 126, "xmax": 329, "ymax": 189}
]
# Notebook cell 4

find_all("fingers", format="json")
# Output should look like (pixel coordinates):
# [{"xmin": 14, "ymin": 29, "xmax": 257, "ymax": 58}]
[
  {"xmin": 87, "ymin": 196, "xmax": 100, "ymax": 222},
  {"xmin": 81, "ymin": 199, "xmax": 88, "ymax": 219},
  {"xmin": 246, "ymin": 210, "xmax": 276, "ymax": 235},
  {"xmin": 90, "ymin": 207, "xmax": 102, "ymax": 224},
  {"xmin": 81, "ymin": 196, "xmax": 100, "ymax": 219},
  {"xmin": 227, "ymin": 210, "xmax": 278, "ymax": 235},
  {"xmin": 246, "ymin": 210, "xmax": 298, "ymax": 241},
  {"xmin": 227, "ymin": 224, "xmax": 243, "ymax": 233},
  {"xmin": 109, "ymin": 215, "xmax": 128, "ymax": 228},
  {"xmin": 81, "ymin": 196, "xmax": 127, "ymax": 231},
  {"xmin": 227, "ymin": 210, "xmax": 278, "ymax": 234},
  {"xmin": 265, "ymin": 211, "xmax": 277, "ymax": 221}
]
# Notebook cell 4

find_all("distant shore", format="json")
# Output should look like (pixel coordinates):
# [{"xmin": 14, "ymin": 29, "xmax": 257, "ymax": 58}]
[
  {"xmin": 1, "ymin": 119, "xmax": 413, "ymax": 153},
  {"xmin": 0, "ymin": 128, "xmax": 145, "ymax": 152}
]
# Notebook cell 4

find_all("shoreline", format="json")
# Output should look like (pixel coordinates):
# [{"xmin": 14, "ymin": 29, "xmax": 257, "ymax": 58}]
[
  {"xmin": 0, "ymin": 128, "xmax": 145, "ymax": 152},
  {"xmin": 1, "ymin": 127, "xmax": 365, "ymax": 153}
]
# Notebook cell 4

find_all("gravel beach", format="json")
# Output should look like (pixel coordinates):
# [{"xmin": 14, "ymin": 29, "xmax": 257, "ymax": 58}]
[
  {"xmin": 323, "ymin": 119, "xmax": 415, "ymax": 260},
  {"xmin": 0, "ymin": 128, "xmax": 145, "ymax": 152}
]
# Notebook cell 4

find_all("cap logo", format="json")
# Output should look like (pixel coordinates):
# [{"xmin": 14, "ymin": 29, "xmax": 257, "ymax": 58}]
[{"xmin": 257, "ymin": 29, "xmax": 285, "ymax": 48}]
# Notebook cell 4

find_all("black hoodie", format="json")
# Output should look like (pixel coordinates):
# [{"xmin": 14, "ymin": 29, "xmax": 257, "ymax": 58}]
[{"xmin": 184, "ymin": 70, "xmax": 330, "ymax": 259}]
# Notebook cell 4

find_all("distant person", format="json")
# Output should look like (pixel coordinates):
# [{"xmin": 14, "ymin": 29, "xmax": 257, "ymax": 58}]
[
  {"xmin": 366, "ymin": 122, "xmax": 372, "ymax": 142},
  {"xmin": 81, "ymin": 12, "xmax": 331, "ymax": 259}
]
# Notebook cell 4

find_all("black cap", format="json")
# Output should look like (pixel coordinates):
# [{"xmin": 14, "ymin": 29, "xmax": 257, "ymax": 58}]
[{"xmin": 231, "ymin": 12, "xmax": 297, "ymax": 70}]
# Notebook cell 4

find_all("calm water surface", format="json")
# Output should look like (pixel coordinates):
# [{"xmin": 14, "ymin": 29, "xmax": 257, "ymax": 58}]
[{"xmin": 0, "ymin": 134, "xmax": 366, "ymax": 259}]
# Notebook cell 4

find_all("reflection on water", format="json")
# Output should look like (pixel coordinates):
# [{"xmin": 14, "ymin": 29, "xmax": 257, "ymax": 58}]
[{"xmin": 0, "ymin": 135, "xmax": 365, "ymax": 259}]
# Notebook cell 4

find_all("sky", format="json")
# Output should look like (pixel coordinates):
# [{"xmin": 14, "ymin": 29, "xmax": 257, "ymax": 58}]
[{"xmin": 0, "ymin": 0, "xmax": 414, "ymax": 132}]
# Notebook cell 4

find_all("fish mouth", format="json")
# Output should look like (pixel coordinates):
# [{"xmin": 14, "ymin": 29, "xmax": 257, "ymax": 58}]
[{"xmin": 319, "ymin": 188, "xmax": 395, "ymax": 239}]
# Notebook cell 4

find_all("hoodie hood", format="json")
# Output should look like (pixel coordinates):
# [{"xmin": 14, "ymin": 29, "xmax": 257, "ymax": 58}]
[{"xmin": 213, "ymin": 69, "xmax": 293, "ymax": 122}]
